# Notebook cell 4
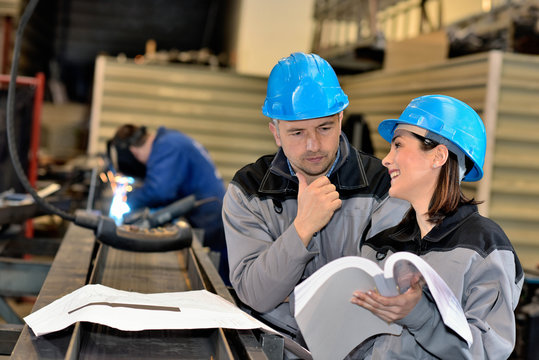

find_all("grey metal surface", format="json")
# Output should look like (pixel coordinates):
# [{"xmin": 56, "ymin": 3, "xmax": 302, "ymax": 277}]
[{"xmin": 10, "ymin": 223, "xmax": 269, "ymax": 359}]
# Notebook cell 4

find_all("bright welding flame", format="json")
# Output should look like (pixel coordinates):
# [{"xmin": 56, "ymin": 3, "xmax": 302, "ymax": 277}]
[{"xmin": 108, "ymin": 175, "xmax": 134, "ymax": 225}]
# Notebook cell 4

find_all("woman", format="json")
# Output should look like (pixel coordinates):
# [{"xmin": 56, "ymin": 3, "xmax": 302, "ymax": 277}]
[{"xmin": 350, "ymin": 95, "xmax": 523, "ymax": 359}]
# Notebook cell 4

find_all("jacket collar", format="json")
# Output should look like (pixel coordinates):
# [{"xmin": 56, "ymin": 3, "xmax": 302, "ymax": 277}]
[
  {"xmin": 258, "ymin": 134, "xmax": 369, "ymax": 194},
  {"xmin": 389, "ymin": 204, "xmax": 478, "ymax": 243}
]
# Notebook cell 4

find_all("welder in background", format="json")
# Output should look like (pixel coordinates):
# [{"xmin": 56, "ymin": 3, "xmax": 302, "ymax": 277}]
[{"xmin": 108, "ymin": 124, "xmax": 229, "ymax": 283}]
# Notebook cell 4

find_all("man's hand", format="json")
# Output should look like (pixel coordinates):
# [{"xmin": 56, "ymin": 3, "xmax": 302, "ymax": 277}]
[
  {"xmin": 294, "ymin": 172, "xmax": 341, "ymax": 246},
  {"xmin": 350, "ymin": 275, "xmax": 424, "ymax": 323}
]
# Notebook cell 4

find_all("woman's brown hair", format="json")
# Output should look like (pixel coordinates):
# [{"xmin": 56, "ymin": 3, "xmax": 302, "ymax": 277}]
[{"xmin": 410, "ymin": 132, "xmax": 481, "ymax": 225}]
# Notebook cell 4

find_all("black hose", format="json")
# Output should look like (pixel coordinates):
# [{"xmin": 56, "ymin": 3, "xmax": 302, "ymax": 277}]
[{"xmin": 6, "ymin": 0, "xmax": 75, "ymax": 222}]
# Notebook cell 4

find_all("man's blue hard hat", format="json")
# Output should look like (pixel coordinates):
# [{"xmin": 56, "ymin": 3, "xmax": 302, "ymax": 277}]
[
  {"xmin": 262, "ymin": 52, "xmax": 349, "ymax": 121},
  {"xmin": 378, "ymin": 95, "xmax": 487, "ymax": 182}
]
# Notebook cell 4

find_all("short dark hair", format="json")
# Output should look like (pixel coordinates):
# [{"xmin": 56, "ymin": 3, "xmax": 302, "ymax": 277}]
[{"xmin": 112, "ymin": 124, "xmax": 147, "ymax": 149}]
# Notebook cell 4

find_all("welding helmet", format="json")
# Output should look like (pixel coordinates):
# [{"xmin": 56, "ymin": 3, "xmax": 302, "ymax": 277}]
[
  {"xmin": 107, "ymin": 125, "xmax": 147, "ymax": 178},
  {"xmin": 378, "ymin": 95, "xmax": 486, "ymax": 182},
  {"xmin": 262, "ymin": 52, "xmax": 349, "ymax": 120}
]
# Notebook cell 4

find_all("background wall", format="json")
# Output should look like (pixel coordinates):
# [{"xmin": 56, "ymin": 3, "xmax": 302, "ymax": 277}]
[
  {"xmin": 231, "ymin": 0, "xmax": 518, "ymax": 76},
  {"xmin": 232, "ymin": 0, "xmax": 315, "ymax": 76}
]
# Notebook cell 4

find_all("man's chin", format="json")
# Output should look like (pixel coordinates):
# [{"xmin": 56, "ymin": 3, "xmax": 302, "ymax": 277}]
[{"xmin": 299, "ymin": 166, "xmax": 331, "ymax": 178}]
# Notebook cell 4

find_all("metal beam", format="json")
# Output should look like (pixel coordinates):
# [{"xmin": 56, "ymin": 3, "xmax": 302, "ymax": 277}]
[{"xmin": 11, "ymin": 223, "xmax": 270, "ymax": 359}]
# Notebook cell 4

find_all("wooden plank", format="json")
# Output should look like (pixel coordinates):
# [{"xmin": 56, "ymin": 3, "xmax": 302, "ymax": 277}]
[
  {"xmin": 491, "ymin": 174, "xmax": 539, "ymax": 196},
  {"xmin": 104, "ymin": 61, "xmax": 266, "ymax": 92},
  {"xmin": 95, "ymin": 131, "xmax": 275, "ymax": 159},
  {"xmin": 493, "ymin": 142, "xmax": 539, "ymax": 170},
  {"xmin": 100, "ymin": 96, "xmax": 262, "ymax": 120},
  {"xmin": 384, "ymin": 30, "xmax": 449, "ymax": 72},
  {"xmin": 102, "ymin": 80, "xmax": 264, "ymax": 106},
  {"xmin": 496, "ymin": 115, "xmax": 539, "ymax": 143},
  {"xmin": 499, "ymin": 91, "xmax": 539, "ymax": 116},
  {"xmin": 341, "ymin": 52, "xmax": 490, "ymax": 96},
  {"xmin": 99, "ymin": 112, "xmax": 271, "ymax": 136}
]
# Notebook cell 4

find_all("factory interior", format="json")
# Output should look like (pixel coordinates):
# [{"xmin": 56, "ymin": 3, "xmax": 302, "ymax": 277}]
[{"xmin": 0, "ymin": 0, "xmax": 538, "ymax": 358}]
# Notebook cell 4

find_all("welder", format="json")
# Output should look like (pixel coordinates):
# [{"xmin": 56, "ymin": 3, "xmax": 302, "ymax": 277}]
[{"xmin": 109, "ymin": 124, "xmax": 229, "ymax": 283}]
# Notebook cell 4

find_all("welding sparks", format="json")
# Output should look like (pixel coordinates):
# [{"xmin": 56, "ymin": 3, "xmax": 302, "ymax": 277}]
[{"xmin": 108, "ymin": 175, "xmax": 134, "ymax": 225}]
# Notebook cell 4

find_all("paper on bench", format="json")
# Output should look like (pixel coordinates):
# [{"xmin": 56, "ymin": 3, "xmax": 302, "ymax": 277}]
[{"xmin": 24, "ymin": 284, "xmax": 311, "ymax": 358}]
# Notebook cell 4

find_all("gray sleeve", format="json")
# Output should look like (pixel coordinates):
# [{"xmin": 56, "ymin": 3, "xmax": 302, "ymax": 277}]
[
  {"xmin": 398, "ymin": 292, "xmax": 472, "ymax": 359},
  {"xmin": 222, "ymin": 183, "xmax": 316, "ymax": 313},
  {"xmin": 399, "ymin": 250, "xmax": 521, "ymax": 359}
]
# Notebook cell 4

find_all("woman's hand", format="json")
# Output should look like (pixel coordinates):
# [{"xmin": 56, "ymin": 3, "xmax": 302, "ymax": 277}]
[{"xmin": 350, "ymin": 276, "xmax": 424, "ymax": 323}]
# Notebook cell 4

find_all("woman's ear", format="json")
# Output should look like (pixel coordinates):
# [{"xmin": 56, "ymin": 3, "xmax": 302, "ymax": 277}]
[{"xmin": 433, "ymin": 144, "xmax": 449, "ymax": 168}]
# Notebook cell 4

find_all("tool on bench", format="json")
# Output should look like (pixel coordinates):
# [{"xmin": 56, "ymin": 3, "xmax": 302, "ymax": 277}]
[{"xmin": 123, "ymin": 194, "xmax": 197, "ymax": 229}]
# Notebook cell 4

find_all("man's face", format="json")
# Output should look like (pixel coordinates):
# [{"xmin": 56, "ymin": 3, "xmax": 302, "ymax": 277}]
[{"xmin": 269, "ymin": 113, "xmax": 342, "ymax": 184}]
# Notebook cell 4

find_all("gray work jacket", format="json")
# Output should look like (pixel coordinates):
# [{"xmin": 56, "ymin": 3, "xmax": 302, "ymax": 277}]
[
  {"xmin": 222, "ymin": 135, "xmax": 409, "ymax": 336},
  {"xmin": 355, "ymin": 204, "xmax": 524, "ymax": 359}
]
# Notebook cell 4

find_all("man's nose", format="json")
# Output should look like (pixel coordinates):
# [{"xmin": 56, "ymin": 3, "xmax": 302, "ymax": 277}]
[{"xmin": 306, "ymin": 133, "xmax": 320, "ymax": 152}]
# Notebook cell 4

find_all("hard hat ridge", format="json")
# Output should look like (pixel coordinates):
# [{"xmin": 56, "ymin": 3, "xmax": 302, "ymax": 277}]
[{"xmin": 262, "ymin": 52, "xmax": 349, "ymax": 121}]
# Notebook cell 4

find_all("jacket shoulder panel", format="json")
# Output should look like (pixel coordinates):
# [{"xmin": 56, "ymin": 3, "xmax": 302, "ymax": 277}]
[{"xmin": 230, "ymin": 155, "xmax": 275, "ymax": 199}]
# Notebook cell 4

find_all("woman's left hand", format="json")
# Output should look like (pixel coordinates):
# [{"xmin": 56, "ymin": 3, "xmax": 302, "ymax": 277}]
[{"xmin": 350, "ymin": 276, "xmax": 424, "ymax": 323}]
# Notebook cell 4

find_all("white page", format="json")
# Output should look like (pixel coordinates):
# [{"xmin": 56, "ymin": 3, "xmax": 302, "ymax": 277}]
[
  {"xmin": 294, "ymin": 257, "xmax": 402, "ymax": 360},
  {"xmin": 384, "ymin": 252, "xmax": 473, "ymax": 347},
  {"xmin": 24, "ymin": 284, "xmax": 276, "ymax": 336},
  {"xmin": 294, "ymin": 256, "xmax": 385, "ymax": 314}
]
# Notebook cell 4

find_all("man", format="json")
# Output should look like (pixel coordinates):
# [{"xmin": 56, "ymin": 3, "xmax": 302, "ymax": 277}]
[
  {"xmin": 109, "ymin": 124, "xmax": 228, "ymax": 282},
  {"xmin": 222, "ymin": 52, "xmax": 409, "ymax": 342}
]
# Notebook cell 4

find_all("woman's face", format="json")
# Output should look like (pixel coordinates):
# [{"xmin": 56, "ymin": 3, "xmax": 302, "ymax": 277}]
[{"xmin": 382, "ymin": 125, "xmax": 439, "ymax": 205}]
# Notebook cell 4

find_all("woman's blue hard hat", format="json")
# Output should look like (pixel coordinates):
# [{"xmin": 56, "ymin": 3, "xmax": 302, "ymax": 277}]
[
  {"xmin": 378, "ymin": 95, "xmax": 487, "ymax": 182},
  {"xmin": 262, "ymin": 52, "xmax": 349, "ymax": 121}
]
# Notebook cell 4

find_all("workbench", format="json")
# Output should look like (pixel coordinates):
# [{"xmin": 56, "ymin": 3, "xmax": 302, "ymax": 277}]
[{"xmin": 9, "ymin": 223, "xmax": 270, "ymax": 359}]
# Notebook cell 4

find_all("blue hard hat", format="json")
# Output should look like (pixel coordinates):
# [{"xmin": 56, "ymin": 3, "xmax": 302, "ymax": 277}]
[
  {"xmin": 378, "ymin": 95, "xmax": 486, "ymax": 182},
  {"xmin": 262, "ymin": 52, "xmax": 349, "ymax": 120}
]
